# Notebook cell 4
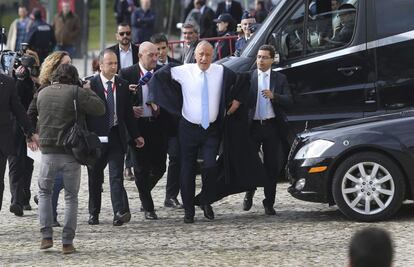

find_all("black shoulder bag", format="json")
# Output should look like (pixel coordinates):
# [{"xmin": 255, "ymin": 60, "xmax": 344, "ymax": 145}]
[{"xmin": 63, "ymin": 86, "xmax": 102, "ymax": 166}]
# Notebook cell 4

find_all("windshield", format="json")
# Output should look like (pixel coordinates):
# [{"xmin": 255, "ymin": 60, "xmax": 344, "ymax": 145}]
[{"xmin": 242, "ymin": 0, "xmax": 286, "ymax": 57}]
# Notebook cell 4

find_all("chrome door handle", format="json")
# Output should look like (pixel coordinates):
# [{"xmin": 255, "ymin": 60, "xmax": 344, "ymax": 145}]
[{"xmin": 337, "ymin": 66, "xmax": 362, "ymax": 76}]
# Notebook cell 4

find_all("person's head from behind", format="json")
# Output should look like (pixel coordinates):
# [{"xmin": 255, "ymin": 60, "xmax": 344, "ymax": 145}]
[
  {"xmin": 256, "ymin": 44, "xmax": 275, "ymax": 72},
  {"xmin": 138, "ymin": 41, "xmax": 158, "ymax": 71},
  {"xmin": 150, "ymin": 33, "xmax": 169, "ymax": 64},
  {"xmin": 39, "ymin": 51, "xmax": 71, "ymax": 86},
  {"xmin": 349, "ymin": 227, "xmax": 393, "ymax": 267},
  {"xmin": 182, "ymin": 23, "xmax": 199, "ymax": 45},
  {"xmin": 31, "ymin": 8, "xmax": 42, "ymax": 21},
  {"xmin": 338, "ymin": 3, "xmax": 356, "ymax": 25},
  {"xmin": 140, "ymin": 0, "xmax": 151, "ymax": 11},
  {"xmin": 99, "ymin": 49, "xmax": 118, "ymax": 79},
  {"xmin": 50, "ymin": 64, "xmax": 79, "ymax": 85},
  {"xmin": 194, "ymin": 0, "xmax": 205, "ymax": 8},
  {"xmin": 18, "ymin": 5, "xmax": 28, "ymax": 19},
  {"xmin": 195, "ymin": 41, "xmax": 213, "ymax": 71},
  {"xmin": 116, "ymin": 23, "xmax": 132, "ymax": 46},
  {"xmin": 61, "ymin": 1, "xmax": 71, "ymax": 16},
  {"xmin": 255, "ymin": 0, "xmax": 266, "ymax": 11}
]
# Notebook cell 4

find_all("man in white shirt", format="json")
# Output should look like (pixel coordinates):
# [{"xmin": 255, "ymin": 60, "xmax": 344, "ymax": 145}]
[{"xmin": 242, "ymin": 44, "xmax": 292, "ymax": 215}]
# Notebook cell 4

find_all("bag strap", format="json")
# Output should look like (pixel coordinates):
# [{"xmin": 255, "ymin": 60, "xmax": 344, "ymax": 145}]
[{"xmin": 72, "ymin": 85, "xmax": 80, "ymax": 124}]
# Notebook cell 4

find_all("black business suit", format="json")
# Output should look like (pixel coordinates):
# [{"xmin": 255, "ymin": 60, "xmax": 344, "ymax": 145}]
[
  {"xmin": 247, "ymin": 69, "xmax": 292, "ymax": 208},
  {"xmin": 119, "ymin": 63, "xmax": 168, "ymax": 213},
  {"xmin": 0, "ymin": 74, "xmax": 34, "ymax": 211},
  {"xmin": 215, "ymin": 1, "xmax": 243, "ymax": 22},
  {"xmin": 199, "ymin": 6, "xmax": 216, "ymax": 38},
  {"xmin": 107, "ymin": 43, "xmax": 139, "ymax": 73},
  {"xmin": 86, "ymin": 74, "xmax": 139, "ymax": 218}
]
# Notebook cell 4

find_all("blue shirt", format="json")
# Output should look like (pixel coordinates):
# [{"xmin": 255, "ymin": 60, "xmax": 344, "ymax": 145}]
[{"xmin": 15, "ymin": 18, "xmax": 30, "ymax": 51}]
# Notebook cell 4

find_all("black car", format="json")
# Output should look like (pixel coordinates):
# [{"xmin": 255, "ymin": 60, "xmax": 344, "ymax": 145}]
[{"xmin": 287, "ymin": 110, "xmax": 414, "ymax": 221}]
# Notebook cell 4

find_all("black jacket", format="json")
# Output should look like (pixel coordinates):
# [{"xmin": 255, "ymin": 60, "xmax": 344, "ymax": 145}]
[
  {"xmin": 199, "ymin": 6, "xmax": 216, "ymax": 38},
  {"xmin": 148, "ymin": 64, "xmax": 268, "ymax": 203},
  {"xmin": 213, "ymin": 31, "xmax": 236, "ymax": 61},
  {"xmin": 215, "ymin": 1, "xmax": 243, "ymax": 22},
  {"xmin": 86, "ymin": 75, "xmax": 139, "ymax": 153},
  {"xmin": 107, "ymin": 43, "xmax": 139, "ymax": 73},
  {"xmin": 182, "ymin": 40, "xmax": 199, "ymax": 64},
  {"xmin": 247, "ymin": 69, "xmax": 294, "ymax": 174},
  {"xmin": 0, "ymin": 74, "xmax": 34, "ymax": 156}
]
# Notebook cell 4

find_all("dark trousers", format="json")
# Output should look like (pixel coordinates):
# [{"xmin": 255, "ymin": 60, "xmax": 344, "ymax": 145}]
[
  {"xmin": 132, "ymin": 118, "xmax": 167, "ymax": 212},
  {"xmin": 178, "ymin": 119, "xmax": 220, "ymax": 217},
  {"xmin": 0, "ymin": 152, "xmax": 7, "ymax": 211},
  {"xmin": 8, "ymin": 130, "xmax": 34, "ymax": 207},
  {"xmin": 166, "ymin": 136, "xmax": 181, "ymax": 200},
  {"xmin": 87, "ymin": 126, "xmax": 130, "ymax": 217},
  {"xmin": 250, "ymin": 120, "xmax": 280, "ymax": 207},
  {"xmin": 124, "ymin": 146, "xmax": 134, "ymax": 169}
]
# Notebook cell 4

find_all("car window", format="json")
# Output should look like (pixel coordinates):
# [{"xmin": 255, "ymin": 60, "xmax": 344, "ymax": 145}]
[
  {"xmin": 276, "ymin": 2, "xmax": 306, "ymax": 60},
  {"xmin": 306, "ymin": 0, "xmax": 358, "ymax": 55},
  {"xmin": 375, "ymin": 0, "xmax": 414, "ymax": 39}
]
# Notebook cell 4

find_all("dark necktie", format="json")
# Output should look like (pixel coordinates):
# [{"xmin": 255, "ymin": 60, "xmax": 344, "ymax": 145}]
[{"xmin": 106, "ymin": 80, "xmax": 115, "ymax": 128}]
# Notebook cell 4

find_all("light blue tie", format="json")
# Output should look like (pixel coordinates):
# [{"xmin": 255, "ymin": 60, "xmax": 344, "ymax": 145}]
[
  {"xmin": 258, "ymin": 73, "xmax": 268, "ymax": 120},
  {"xmin": 201, "ymin": 72, "xmax": 209, "ymax": 129}
]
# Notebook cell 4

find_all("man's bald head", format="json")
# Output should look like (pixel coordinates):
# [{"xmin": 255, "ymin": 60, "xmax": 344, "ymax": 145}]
[
  {"xmin": 139, "ymin": 41, "xmax": 158, "ymax": 71},
  {"xmin": 195, "ymin": 41, "xmax": 214, "ymax": 71}
]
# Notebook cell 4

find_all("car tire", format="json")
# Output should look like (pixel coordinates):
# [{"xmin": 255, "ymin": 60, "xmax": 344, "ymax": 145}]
[{"xmin": 332, "ymin": 152, "xmax": 405, "ymax": 222}]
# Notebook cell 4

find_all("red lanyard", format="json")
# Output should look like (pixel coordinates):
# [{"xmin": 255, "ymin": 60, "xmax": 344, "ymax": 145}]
[{"xmin": 104, "ymin": 81, "xmax": 116, "ymax": 94}]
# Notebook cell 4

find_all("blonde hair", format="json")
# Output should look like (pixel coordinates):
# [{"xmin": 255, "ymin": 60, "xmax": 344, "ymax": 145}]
[{"xmin": 38, "ymin": 51, "xmax": 70, "ymax": 86}]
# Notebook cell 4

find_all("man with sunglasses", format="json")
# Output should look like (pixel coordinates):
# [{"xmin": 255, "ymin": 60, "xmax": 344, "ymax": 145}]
[{"xmin": 108, "ymin": 23, "xmax": 139, "ymax": 73}]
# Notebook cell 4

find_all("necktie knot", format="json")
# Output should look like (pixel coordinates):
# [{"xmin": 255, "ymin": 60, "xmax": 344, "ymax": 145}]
[{"xmin": 107, "ymin": 80, "xmax": 112, "ymax": 87}]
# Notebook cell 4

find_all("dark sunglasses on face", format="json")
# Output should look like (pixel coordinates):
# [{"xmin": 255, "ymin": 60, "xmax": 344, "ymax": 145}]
[{"xmin": 118, "ymin": 31, "xmax": 131, "ymax": 36}]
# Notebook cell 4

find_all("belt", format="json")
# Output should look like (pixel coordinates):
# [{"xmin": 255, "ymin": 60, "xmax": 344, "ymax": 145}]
[
  {"xmin": 253, "ymin": 118, "xmax": 276, "ymax": 125},
  {"xmin": 182, "ymin": 118, "xmax": 217, "ymax": 129},
  {"xmin": 140, "ymin": 117, "xmax": 155, "ymax": 122}
]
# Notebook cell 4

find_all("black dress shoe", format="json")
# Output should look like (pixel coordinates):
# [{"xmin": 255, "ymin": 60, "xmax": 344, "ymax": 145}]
[
  {"xmin": 113, "ymin": 219, "xmax": 124, "ymax": 226},
  {"xmin": 200, "ymin": 204, "xmax": 214, "ymax": 220},
  {"xmin": 264, "ymin": 205, "xmax": 277, "ymax": 216},
  {"xmin": 242, "ymin": 190, "xmax": 255, "ymax": 211},
  {"xmin": 115, "ymin": 211, "xmax": 131, "ymax": 223},
  {"xmin": 88, "ymin": 215, "xmax": 99, "ymax": 225},
  {"xmin": 184, "ymin": 215, "xmax": 194, "ymax": 224},
  {"xmin": 10, "ymin": 203, "xmax": 23, "ymax": 217},
  {"xmin": 144, "ymin": 211, "xmax": 158, "ymax": 220},
  {"xmin": 164, "ymin": 198, "xmax": 183, "ymax": 209}
]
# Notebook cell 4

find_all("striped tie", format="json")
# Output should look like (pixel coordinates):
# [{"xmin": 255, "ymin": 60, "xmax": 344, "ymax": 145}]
[{"xmin": 106, "ymin": 80, "xmax": 115, "ymax": 128}]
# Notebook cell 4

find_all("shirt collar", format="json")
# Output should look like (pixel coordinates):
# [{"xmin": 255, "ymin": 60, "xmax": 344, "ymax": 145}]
[
  {"xmin": 100, "ymin": 73, "xmax": 115, "ymax": 87},
  {"xmin": 157, "ymin": 57, "xmax": 168, "ymax": 65},
  {"xmin": 139, "ymin": 62, "xmax": 153, "ymax": 74},
  {"xmin": 119, "ymin": 44, "xmax": 132, "ymax": 53},
  {"xmin": 196, "ymin": 64, "xmax": 213, "ymax": 75},
  {"xmin": 258, "ymin": 68, "xmax": 271, "ymax": 77},
  {"xmin": 200, "ymin": 5, "xmax": 206, "ymax": 14}
]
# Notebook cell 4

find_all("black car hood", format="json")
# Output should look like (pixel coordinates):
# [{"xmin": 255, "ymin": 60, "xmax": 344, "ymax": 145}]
[{"xmin": 299, "ymin": 109, "xmax": 414, "ymax": 139}]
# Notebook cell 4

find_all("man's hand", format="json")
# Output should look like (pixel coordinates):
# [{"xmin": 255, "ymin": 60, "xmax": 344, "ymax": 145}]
[
  {"xmin": 15, "ymin": 66, "xmax": 26, "ymax": 80},
  {"xmin": 27, "ymin": 133, "xmax": 39, "ymax": 151},
  {"xmin": 133, "ymin": 106, "xmax": 144, "ymax": 118},
  {"xmin": 261, "ymin": 90, "xmax": 274, "ymax": 100},
  {"xmin": 149, "ymin": 103, "xmax": 160, "ymax": 117},
  {"xmin": 227, "ymin": 100, "xmax": 241, "ymax": 115},
  {"xmin": 134, "ymin": 136, "xmax": 145, "ymax": 148}
]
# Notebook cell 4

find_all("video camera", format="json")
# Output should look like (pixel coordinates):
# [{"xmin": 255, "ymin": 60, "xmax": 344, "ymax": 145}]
[{"xmin": 0, "ymin": 27, "xmax": 39, "ymax": 79}]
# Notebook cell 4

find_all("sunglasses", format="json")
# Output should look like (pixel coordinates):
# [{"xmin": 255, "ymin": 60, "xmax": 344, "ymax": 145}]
[{"xmin": 118, "ymin": 31, "xmax": 131, "ymax": 36}]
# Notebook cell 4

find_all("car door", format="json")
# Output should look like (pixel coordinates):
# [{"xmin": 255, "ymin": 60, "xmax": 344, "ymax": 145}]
[{"xmin": 272, "ymin": 0, "xmax": 376, "ymax": 132}]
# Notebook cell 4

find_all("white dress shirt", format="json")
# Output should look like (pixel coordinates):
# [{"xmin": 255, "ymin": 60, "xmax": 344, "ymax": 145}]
[
  {"xmin": 139, "ymin": 62, "xmax": 154, "ymax": 117},
  {"xmin": 254, "ymin": 68, "xmax": 276, "ymax": 120},
  {"xmin": 100, "ymin": 73, "xmax": 118, "ymax": 125},
  {"xmin": 119, "ymin": 44, "xmax": 134, "ymax": 69},
  {"xmin": 171, "ymin": 63, "xmax": 223, "ymax": 124}
]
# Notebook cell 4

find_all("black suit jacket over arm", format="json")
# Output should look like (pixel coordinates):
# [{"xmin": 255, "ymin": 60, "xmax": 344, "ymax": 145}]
[{"xmin": 86, "ymin": 75, "xmax": 139, "ymax": 153}]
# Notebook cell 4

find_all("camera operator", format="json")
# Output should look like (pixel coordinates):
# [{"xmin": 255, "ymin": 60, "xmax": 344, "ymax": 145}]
[
  {"xmin": 7, "ymin": 48, "xmax": 40, "ymax": 216},
  {"xmin": 0, "ymin": 72, "xmax": 38, "ymax": 216}
]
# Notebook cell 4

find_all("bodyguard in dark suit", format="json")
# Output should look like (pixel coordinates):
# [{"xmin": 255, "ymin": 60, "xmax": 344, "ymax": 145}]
[
  {"xmin": 119, "ymin": 42, "xmax": 167, "ymax": 220},
  {"xmin": 198, "ymin": 0, "xmax": 216, "ymax": 38},
  {"xmin": 216, "ymin": 0, "xmax": 243, "ymax": 22},
  {"xmin": 107, "ymin": 23, "xmax": 139, "ymax": 73},
  {"xmin": 243, "ymin": 45, "xmax": 292, "ymax": 215},
  {"xmin": 86, "ymin": 49, "xmax": 144, "ymax": 226},
  {"xmin": 0, "ymin": 74, "xmax": 37, "ymax": 214},
  {"xmin": 150, "ymin": 33, "xmax": 183, "ymax": 209}
]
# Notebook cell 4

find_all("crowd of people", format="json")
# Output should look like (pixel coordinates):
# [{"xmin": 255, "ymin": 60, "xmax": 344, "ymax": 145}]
[{"xmin": 0, "ymin": 0, "xmax": 392, "ymax": 261}]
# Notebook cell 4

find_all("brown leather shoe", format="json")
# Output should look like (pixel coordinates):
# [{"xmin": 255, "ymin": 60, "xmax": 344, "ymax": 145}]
[
  {"xmin": 40, "ymin": 238, "xmax": 53, "ymax": 249},
  {"xmin": 62, "ymin": 244, "xmax": 76, "ymax": 254}
]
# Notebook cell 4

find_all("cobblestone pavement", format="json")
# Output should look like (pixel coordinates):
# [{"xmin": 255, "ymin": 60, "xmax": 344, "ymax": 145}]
[{"xmin": 1, "ymin": 162, "xmax": 414, "ymax": 266}]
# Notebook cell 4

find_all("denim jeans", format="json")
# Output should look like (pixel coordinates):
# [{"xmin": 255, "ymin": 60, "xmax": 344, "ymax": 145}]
[
  {"xmin": 38, "ymin": 154, "xmax": 80, "ymax": 245},
  {"xmin": 52, "ymin": 172, "xmax": 64, "ymax": 222}
]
